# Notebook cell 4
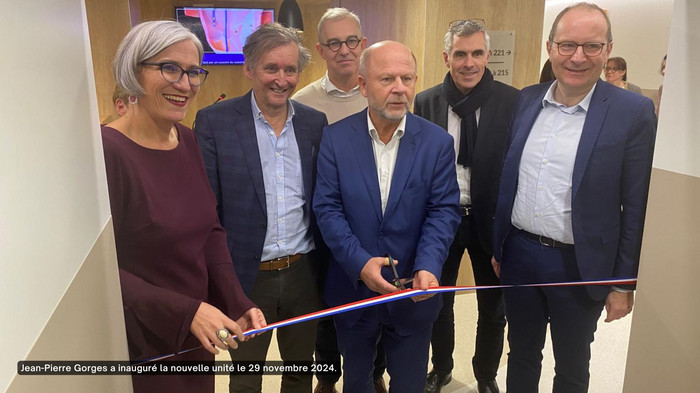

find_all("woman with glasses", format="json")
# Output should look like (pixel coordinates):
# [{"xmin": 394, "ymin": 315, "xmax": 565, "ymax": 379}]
[
  {"xmin": 101, "ymin": 20, "xmax": 265, "ymax": 393},
  {"xmin": 604, "ymin": 56, "xmax": 642, "ymax": 94}
]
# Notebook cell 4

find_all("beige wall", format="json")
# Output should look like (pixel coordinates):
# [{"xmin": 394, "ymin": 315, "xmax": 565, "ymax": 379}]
[{"xmin": 623, "ymin": 0, "xmax": 700, "ymax": 390}]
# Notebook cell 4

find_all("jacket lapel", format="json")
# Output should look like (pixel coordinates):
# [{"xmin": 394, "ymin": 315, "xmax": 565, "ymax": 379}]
[
  {"xmin": 384, "ymin": 114, "xmax": 420, "ymax": 219},
  {"xmin": 350, "ymin": 111, "xmax": 383, "ymax": 221},
  {"xmin": 572, "ymin": 81, "xmax": 610, "ymax": 199},
  {"xmin": 233, "ymin": 91, "xmax": 267, "ymax": 215}
]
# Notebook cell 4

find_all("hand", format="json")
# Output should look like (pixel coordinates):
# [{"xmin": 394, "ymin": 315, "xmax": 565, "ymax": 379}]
[
  {"xmin": 491, "ymin": 256, "xmax": 501, "ymax": 278},
  {"xmin": 236, "ymin": 308, "xmax": 267, "ymax": 338},
  {"xmin": 360, "ymin": 256, "xmax": 400, "ymax": 295},
  {"xmin": 604, "ymin": 290, "xmax": 634, "ymax": 322},
  {"xmin": 190, "ymin": 302, "xmax": 247, "ymax": 354},
  {"xmin": 411, "ymin": 270, "xmax": 438, "ymax": 302}
]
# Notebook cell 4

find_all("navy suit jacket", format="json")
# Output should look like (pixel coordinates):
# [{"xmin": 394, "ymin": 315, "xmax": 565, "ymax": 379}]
[
  {"xmin": 493, "ymin": 80, "xmax": 657, "ymax": 299},
  {"xmin": 414, "ymin": 80, "xmax": 519, "ymax": 253},
  {"xmin": 194, "ymin": 91, "xmax": 328, "ymax": 294},
  {"xmin": 313, "ymin": 110, "xmax": 461, "ymax": 331}
]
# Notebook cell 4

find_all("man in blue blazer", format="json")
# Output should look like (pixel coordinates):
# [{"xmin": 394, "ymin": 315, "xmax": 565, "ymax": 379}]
[
  {"xmin": 492, "ymin": 4, "xmax": 656, "ymax": 393},
  {"xmin": 313, "ymin": 41, "xmax": 460, "ymax": 393},
  {"xmin": 195, "ymin": 23, "xmax": 328, "ymax": 393}
]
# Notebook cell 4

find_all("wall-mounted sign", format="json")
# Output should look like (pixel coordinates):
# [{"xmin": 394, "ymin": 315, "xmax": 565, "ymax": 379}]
[{"xmin": 487, "ymin": 30, "xmax": 515, "ymax": 86}]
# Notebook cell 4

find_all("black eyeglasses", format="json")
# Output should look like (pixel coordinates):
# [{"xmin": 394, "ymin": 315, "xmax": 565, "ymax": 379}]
[
  {"xmin": 387, "ymin": 254, "xmax": 413, "ymax": 290},
  {"xmin": 141, "ymin": 62, "xmax": 209, "ymax": 86},
  {"xmin": 320, "ymin": 36, "xmax": 362, "ymax": 52},
  {"xmin": 552, "ymin": 41, "xmax": 607, "ymax": 57},
  {"xmin": 604, "ymin": 67, "xmax": 622, "ymax": 72}
]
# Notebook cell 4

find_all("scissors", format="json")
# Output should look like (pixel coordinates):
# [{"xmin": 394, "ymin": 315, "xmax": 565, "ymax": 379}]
[{"xmin": 386, "ymin": 254, "xmax": 413, "ymax": 290}]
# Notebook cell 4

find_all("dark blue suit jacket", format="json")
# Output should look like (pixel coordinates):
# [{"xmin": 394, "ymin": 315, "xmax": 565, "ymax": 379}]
[
  {"xmin": 493, "ymin": 80, "xmax": 657, "ymax": 299},
  {"xmin": 194, "ymin": 91, "xmax": 328, "ymax": 294},
  {"xmin": 313, "ymin": 110, "xmax": 461, "ymax": 331}
]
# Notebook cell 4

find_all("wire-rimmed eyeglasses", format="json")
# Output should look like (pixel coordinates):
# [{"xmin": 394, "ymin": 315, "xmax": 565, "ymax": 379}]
[
  {"xmin": 320, "ymin": 36, "xmax": 362, "ymax": 52},
  {"xmin": 552, "ymin": 41, "xmax": 607, "ymax": 57},
  {"xmin": 141, "ymin": 62, "xmax": 209, "ymax": 86}
]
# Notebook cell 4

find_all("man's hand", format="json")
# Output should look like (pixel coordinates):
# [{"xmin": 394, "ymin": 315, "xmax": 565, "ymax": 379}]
[
  {"xmin": 604, "ymin": 290, "xmax": 634, "ymax": 322},
  {"xmin": 360, "ymin": 257, "xmax": 400, "ymax": 295},
  {"xmin": 411, "ymin": 270, "xmax": 439, "ymax": 302},
  {"xmin": 491, "ymin": 256, "xmax": 501, "ymax": 278}
]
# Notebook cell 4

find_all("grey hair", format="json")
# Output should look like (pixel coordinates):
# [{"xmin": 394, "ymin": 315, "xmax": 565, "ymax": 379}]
[
  {"xmin": 243, "ymin": 22, "xmax": 311, "ymax": 73},
  {"xmin": 359, "ymin": 41, "xmax": 417, "ymax": 78},
  {"xmin": 444, "ymin": 20, "xmax": 490, "ymax": 54},
  {"xmin": 113, "ymin": 20, "xmax": 203, "ymax": 97},
  {"xmin": 317, "ymin": 7, "xmax": 363, "ymax": 42},
  {"xmin": 549, "ymin": 2, "xmax": 612, "ymax": 44}
]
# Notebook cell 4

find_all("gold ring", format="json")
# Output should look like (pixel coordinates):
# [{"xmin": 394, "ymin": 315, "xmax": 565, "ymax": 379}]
[{"xmin": 217, "ymin": 328, "xmax": 230, "ymax": 342}]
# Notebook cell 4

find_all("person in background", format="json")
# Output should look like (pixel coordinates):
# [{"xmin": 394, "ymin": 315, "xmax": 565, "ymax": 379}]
[
  {"xmin": 414, "ymin": 19, "xmax": 518, "ymax": 393},
  {"xmin": 194, "ymin": 22, "xmax": 328, "ymax": 393},
  {"xmin": 492, "ymin": 3, "xmax": 656, "ymax": 392},
  {"xmin": 291, "ymin": 8, "xmax": 388, "ymax": 393},
  {"xmin": 604, "ymin": 56, "xmax": 642, "ymax": 94},
  {"xmin": 539, "ymin": 59, "xmax": 556, "ymax": 83},
  {"xmin": 101, "ymin": 20, "xmax": 265, "ymax": 393},
  {"xmin": 313, "ymin": 40, "xmax": 460, "ymax": 393}
]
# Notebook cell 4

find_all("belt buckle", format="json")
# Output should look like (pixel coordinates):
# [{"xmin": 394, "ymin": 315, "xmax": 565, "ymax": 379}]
[
  {"xmin": 275, "ymin": 255, "xmax": 291, "ymax": 270},
  {"xmin": 538, "ymin": 235, "xmax": 551, "ymax": 247}
]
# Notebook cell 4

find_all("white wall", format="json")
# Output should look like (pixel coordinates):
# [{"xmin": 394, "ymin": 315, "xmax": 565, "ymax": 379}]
[
  {"xmin": 541, "ymin": 0, "xmax": 673, "ymax": 89},
  {"xmin": 0, "ymin": 0, "xmax": 129, "ymax": 392}
]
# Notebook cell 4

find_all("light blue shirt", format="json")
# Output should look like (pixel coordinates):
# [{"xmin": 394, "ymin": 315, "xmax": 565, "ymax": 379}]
[
  {"xmin": 511, "ymin": 81, "xmax": 597, "ymax": 244},
  {"xmin": 251, "ymin": 94, "xmax": 314, "ymax": 260}
]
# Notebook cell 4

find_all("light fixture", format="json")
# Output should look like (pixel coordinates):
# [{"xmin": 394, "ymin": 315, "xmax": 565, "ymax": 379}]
[{"xmin": 278, "ymin": 0, "xmax": 304, "ymax": 31}]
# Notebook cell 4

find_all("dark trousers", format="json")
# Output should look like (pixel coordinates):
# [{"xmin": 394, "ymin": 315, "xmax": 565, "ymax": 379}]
[
  {"xmin": 335, "ymin": 304, "xmax": 432, "ymax": 393},
  {"xmin": 229, "ymin": 255, "xmax": 322, "ymax": 393},
  {"xmin": 430, "ymin": 215, "xmax": 505, "ymax": 381},
  {"xmin": 500, "ymin": 229, "xmax": 605, "ymax": 393},
  {"xmin": 315, "ymin": 315, "xmax": 386, "ymax": 384}
]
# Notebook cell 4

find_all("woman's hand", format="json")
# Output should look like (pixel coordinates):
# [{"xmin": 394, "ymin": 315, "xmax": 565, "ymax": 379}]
[
  {"xmin": 190, "ymin": 302, "xmax": 247, "ymax": 354},
  {"xmin": 236, "ymin": 308, "xmax": 267, "ymax": 338}
]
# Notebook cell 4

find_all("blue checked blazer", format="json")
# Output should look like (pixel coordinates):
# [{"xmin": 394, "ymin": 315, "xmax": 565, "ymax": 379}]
[{"xmin": 195, "ymin": 90, "xmax": 328, "ymax": 294}]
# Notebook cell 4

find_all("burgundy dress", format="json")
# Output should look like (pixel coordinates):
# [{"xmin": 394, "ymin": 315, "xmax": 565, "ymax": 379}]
[{"xmin": 102, "ymin": 124, "xmax": 255, "ymax": 392}]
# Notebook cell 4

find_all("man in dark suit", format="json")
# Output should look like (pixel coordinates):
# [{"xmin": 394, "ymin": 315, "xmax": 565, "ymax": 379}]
[
  {"xmin": 492, "ymin": 3, "xmax": 656, "ymax": 393},
  {"xmin": 414, "ymin": 20, "xmax": 518, "ymax": 393},
  {"xmin": 194, "ymin": 23, "xmax": 328, "ymax": 393},
  {"xmin": 313, "ymin": 40, "xmax": 460, "ymax": 393}
]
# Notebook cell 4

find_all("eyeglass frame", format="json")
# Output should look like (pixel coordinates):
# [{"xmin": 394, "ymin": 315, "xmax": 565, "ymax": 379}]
[
  {"xmin": 603, "ymin": 66, "xmax": 623, "ymax": 72},
  {"xmin": 140, "ymin": 61, "xmax": 210, "ymax": 86},
  {"xmin": 551, "ymin": 41, "xmax": 608, "ymax": 57},
  {"xmin": 386, "ymin": 254, "xmax": 413, "ymax": 290},
  {"xmin": 319, "ymin": 36, "xmax": 363, "ymax": 52}
]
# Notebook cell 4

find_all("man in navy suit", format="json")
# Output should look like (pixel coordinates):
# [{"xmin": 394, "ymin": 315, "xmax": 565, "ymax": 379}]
[
  {"xmin": 195, "ymin": 23, "xmax": 328, "ymax": 393},
  {"xmin": 492, "ymin": 3, "xmax": 656, "ymax": 393},
  {"xmin": 414, "ymin": 19, "xmax": 518, "ymax": 393},
  {"xmin": 313, "ymin": 41, "xmax": 461, "ymax": 393}
]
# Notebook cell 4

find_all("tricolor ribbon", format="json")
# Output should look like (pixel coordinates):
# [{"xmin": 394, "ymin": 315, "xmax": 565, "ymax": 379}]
[{"xmin": 137, "ymin": 277, "xmax": 636, "ymax": 364}]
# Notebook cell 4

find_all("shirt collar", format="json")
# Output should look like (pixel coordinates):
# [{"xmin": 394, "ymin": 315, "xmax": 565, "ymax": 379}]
[
  {"xmin": 366, "ymin": 111, "xmax": 406, "ymax": 144},
  {"xmin": 321, "ymin": 73, "xmax": 361, "ymax": 97},
  {"xmin": 542, "ymin": 80, "xmax": 597, "ymax": 113},
  {"xmin": 250, "ymin": 91, "xmax": 295, "ymax": 123}
]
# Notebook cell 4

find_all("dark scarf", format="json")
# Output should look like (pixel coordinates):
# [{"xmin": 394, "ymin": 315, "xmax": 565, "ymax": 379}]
[{"xmin": 443, "ymin": 68, "xmax": 493, "ymax": 167}]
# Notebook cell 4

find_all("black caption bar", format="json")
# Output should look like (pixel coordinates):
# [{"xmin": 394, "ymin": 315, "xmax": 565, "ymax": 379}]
[{"xmin": 18, "ymin": 361, "xmax": 339, "ymax": 375}]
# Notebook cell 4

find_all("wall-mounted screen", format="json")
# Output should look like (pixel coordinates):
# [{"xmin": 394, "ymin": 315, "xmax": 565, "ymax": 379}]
[{"xmin": 175, "ymin": 7, "xmax": 275, "ymax": 65}]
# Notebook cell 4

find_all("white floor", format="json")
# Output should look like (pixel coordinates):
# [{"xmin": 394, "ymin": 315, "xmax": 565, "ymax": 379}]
[{"xmin": 216, "ymin": 292, "xmax": 632, "ymax": 392}]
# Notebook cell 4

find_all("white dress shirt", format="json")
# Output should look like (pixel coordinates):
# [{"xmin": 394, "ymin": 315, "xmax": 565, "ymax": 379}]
[
  {"xmin": 511, "ymin": 82, "xmax": 597, "ymax": 244},
  {"xmin": 447, "ymin": 107, "xmax": 480, "ymax": 206},
  {"xmin": 321, "ymin": 73, "xmax": 361, "ymax": 98},
  {"xmin": 367, "ymin": 112, "xmax": 406, "ymax": 213}
]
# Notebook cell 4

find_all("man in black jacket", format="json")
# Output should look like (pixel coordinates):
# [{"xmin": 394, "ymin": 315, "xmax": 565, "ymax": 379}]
[{"xmin": 414, "ymin": 19, "xmax": 518, "ymax": 393}]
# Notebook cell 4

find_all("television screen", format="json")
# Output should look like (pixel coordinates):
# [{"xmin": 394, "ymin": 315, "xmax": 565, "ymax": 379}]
[{"xmin": 175, "ymin": 7, "xmax": 275, "ymax": 65}]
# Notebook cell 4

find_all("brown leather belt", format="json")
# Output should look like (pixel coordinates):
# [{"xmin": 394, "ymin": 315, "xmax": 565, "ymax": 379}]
[{"xmin": 259, "ymin": 253, "xmax": 303, "ymax": 271}]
